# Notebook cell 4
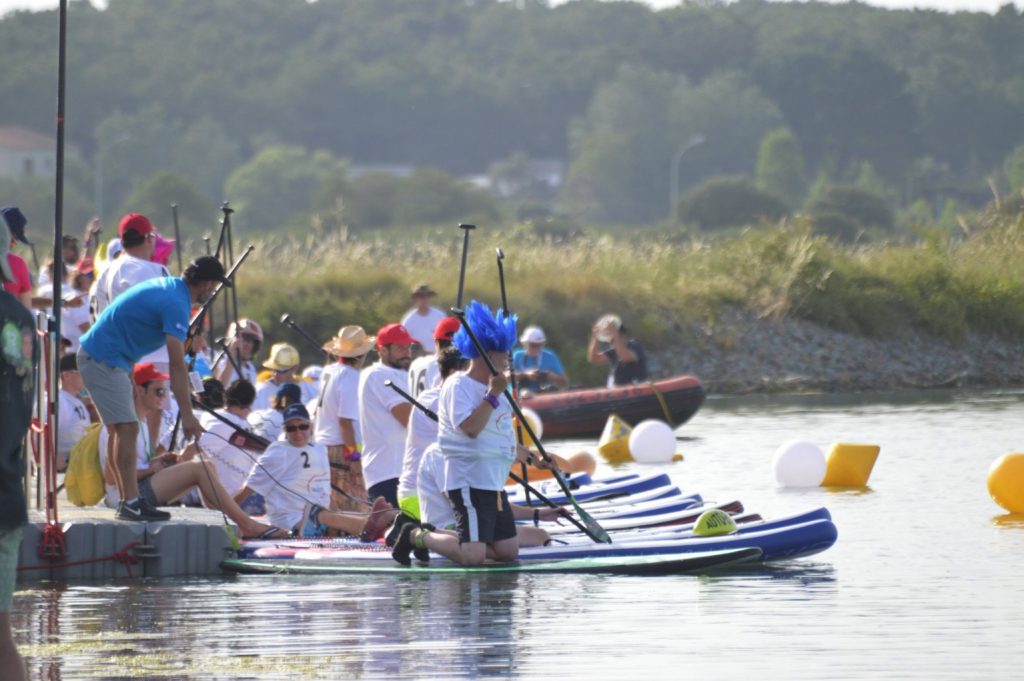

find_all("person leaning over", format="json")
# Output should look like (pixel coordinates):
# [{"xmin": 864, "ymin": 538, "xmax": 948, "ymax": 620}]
[
  {"xmin": 390, "ymin": 301, "xmax": 535, "ymax": 566},
  {"xmin": 586, "ymin": 313, "xmax": 649, "ymax": 387},
  {"xmin": 512, "ymin": 325, "xmax": 568, "ymax": 396},
  {"xmin": 76, "ymin": 255, "xmax": 228, "ymax": 522},
  {"xmin": 357, "ymin": 323, "xmax": 415, "ymax": 507},
  {"xmin": 315, "ymin": 325, "xmax": 374, "ymax": 512},
  {"xmin": 0, "ymin": 221, "xmax": 36, "ymax": 681}
]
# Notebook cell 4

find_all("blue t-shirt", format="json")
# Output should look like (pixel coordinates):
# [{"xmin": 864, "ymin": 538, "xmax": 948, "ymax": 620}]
[
  {"xmin": 512, "ymin": 348, "xmax": 565, "ymax": 393},
  {"xmin": 80, "ymin": 277, "xmax": 190, "ymax": 370}
]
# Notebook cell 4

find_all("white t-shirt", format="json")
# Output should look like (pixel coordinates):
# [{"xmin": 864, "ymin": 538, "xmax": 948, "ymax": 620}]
[
  {"xmin": 91, "ymin": 253, "xmax": 170, "ymax": 322},
  {"xmin": 357, "ymin": 361, "xmax": 411, "ymax": 490},
  {"xmin": 243, "ymin": 440, "xmax": 331, "ymax": 531},
  {"xmin": 417, "ymin": 442, "xmax": 454, "ymax": 528},
  {"xmin": 401, "ymin": 306, "xmax": 446, "ymax": 350},
  {"xmin": 198, "ymin": 410, "xmax": 257, "ymax": 496},
  {"xmin": 313, "ymin": 363, "xmax": 362, "ymax": 447},
  {"xmin": 398, "ymin": 387, "xmax": 440, "ymax": 500},
  {"xmin": 98, "ymin": 417, "xmax": 163, "ymax": 507},
  {"xmin": 437, "ymin": 372, "xmax": 516, "ymax": 492},
  {"xmin": 407, "ymin": 353, "xmax": 440, "ymax": 399},
  {"xmin": 58, "ymin": 389, "xmax": 91, "ymax": 465},
  {"xmin": 248, "ymin": 408, "xmax": 284, "ymax": 442},
  {"xmin": 252, "ymin": 378, "xmax": 318, "ymax": 412}
]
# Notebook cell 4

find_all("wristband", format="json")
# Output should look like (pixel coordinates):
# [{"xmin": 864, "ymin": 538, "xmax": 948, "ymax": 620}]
[
  {"xmin": 483, "ymin": 393, "xmax": 500, "ymax": 409},
  {"xmin": 342, "ymin": 445, "xmax": 361, "ymax": 462}
]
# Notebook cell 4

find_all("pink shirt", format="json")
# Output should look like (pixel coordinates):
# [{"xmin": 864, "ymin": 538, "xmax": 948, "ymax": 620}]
[{"xmin": 2, "ymin": 253, "xmax": 32, "ymax": 296}]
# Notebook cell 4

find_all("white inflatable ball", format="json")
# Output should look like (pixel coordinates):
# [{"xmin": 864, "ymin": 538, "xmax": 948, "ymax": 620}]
[
  {"xmin": 628, "ymin": 420, "xmax": 677, "ymax": 463},
  {"xmin": 773, "ymin": 440, "xmax": 826, "ymax": 487}
]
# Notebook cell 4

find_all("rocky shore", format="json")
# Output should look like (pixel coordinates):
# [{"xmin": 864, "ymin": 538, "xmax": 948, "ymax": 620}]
[{"xmin": 654, "ymin": 306, "xmax": 1024, "ymax": 395}]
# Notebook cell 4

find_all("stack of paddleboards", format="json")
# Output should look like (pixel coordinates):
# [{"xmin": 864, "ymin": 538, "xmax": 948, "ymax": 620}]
[{"xmin": 221, "ymin": 472, "xmax": 837, "ymax": 576}]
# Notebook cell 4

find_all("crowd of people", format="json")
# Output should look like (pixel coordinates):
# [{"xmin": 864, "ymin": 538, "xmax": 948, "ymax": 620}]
[{"xmin": 0, "ymin": 204, "xmax": 659, "ymax": 676}]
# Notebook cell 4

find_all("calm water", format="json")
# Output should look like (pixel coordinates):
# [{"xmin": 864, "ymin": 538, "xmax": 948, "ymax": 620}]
[{"xmin": 13, "ymin": 390, "xmax": 1024, "ymax": 680}]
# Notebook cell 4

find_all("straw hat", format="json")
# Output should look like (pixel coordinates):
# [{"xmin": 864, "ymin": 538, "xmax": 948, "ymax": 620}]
[
  {"xmin": 263, "ymin": 342, "xmax": 300, "ymax": 371},
  {"xmin": 323, "ymin": 326, "xmax": 375, "ymax": 358}
]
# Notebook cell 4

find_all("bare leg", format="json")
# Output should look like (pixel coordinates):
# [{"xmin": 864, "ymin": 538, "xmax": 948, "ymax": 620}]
[
  {"xmin": 147, "ymin": 461, "xmax": 284, "ymax": 538},
  {"xmin": 111, "ymin": 421, "xmax": 139, "ymax": 500},
  {"xmin": 0, "ymin": 613, "xmax": 26, "ymax": 681},
  {"xmin": 420, "ymin": 534, "xmax": 489, "ymax": 566},
  {"xmin": 514, "ymin": 526, "xmax": 550, "ymax": 548}
]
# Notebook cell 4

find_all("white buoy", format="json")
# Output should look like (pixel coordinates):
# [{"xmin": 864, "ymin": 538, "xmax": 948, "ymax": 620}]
[
  {"xmin": 773, "ymin": 440, "xmax": 826, "ymax": 487},
  {"xmin": 519, "ymin": 407, "xmax": 543, "ymax": 441},
  {"xmin": 628, "ymin": 420, "xmax": 677, "ymax": 463}
]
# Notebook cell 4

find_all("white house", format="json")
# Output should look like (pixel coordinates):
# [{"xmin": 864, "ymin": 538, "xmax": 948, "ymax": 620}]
[{"xmin": 0, "ymin": 126, "xmax": 66, "ymax": 179}]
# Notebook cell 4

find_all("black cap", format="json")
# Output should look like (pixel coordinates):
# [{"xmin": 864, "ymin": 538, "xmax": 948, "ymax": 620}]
[
  {"xmin": 185, "ymin": 255, "xmax": 231, "ymax": 286},
  {"xmin": 1, "ymin": 206, "xmax": 30, "ymax": 245},
  {"xmin": 59, "ymin": 354, "xmax": 78, "ymax": 372}
]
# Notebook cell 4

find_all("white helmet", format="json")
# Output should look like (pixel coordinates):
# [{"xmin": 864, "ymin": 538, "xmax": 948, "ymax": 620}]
[{"xmin": 229, "ymin": 318, "xmax": 264, "ymax": 351}]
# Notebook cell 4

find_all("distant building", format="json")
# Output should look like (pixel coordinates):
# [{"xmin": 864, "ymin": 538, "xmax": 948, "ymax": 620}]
[{"xmin": 0, "ymin": 126, "xmax": 79, "ymax": 179}]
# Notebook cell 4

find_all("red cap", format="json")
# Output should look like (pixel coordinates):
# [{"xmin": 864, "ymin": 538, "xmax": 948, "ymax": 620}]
[
  {"xmin": 119, "ymin": 213, "xmax": 155, "ymax": 238},
  {"xmin": 133, "ymin": 362, "xmax": 169, "ymax": 386},
  {"xmin": 376, "ymin": 323, "xmax": 414, "ymax": 348},
  {"xmin": 74, "ymin": 256, "xmax": 94, "ymax": 274},
  {"xmin": 434, "ymin": 316, "xmax": 461, "ymax": 341}
]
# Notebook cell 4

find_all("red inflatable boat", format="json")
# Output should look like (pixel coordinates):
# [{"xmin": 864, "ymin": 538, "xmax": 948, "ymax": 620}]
[{"xmin": 521, "ymin": 374, "xmax": 706, "ymax": 439}]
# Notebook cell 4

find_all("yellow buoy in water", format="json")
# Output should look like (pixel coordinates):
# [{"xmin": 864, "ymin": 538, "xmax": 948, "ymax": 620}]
[
  {"xmin": 514, "ymin": 407, "xmax": 543, "ymax": 448},
  {"xmin": 821, "ymin": 443, "xmax": 880, "ymax": 487},
  {"xmin": 987, "ymin": 453, "xmax": 1024, "ymax": 513},
  {"xmin": 693, "ymin": 509, "xmax": 738, "ymax": 536},
  {"xmin": 598, "ymin": 414, "xmax": 633, "ymax": 464}
]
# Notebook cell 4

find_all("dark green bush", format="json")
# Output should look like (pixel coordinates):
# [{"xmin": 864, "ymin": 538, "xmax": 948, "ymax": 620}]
[
  {"xmin": 808, "ymin": 185, "xmax": 894, "ymax": 234},
  {"xmin": 678, "ymin": 176, "xmax": 789, "ymax": 230}
]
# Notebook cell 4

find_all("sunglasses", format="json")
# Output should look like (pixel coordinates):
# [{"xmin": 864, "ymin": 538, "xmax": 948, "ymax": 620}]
[{"xmin": 285, "ymin": 423, "xmax": 310, "ymax": 433}]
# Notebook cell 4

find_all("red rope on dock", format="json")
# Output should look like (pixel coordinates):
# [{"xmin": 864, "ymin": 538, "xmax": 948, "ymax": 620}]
[{"xmin": 17, "ymin": 540, "xmax": 143, "ymax": 578}]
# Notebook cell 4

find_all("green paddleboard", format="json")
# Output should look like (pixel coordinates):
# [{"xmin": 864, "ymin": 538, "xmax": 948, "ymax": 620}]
[{"xmin": 221, "ymin": 547, "xmax": 762, "ymax": 576}]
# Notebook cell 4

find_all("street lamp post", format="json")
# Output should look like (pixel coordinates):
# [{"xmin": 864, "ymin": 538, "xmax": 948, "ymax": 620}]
[{"xmin": 670, "ymin": 134, "xmax": 705, "ymax": 224}]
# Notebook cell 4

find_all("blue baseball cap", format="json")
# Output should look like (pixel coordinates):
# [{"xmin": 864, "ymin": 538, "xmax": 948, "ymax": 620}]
[
  {"xmin": 282, "ymin": 403, "xmax": 310, "ymax": 423},
  {"xmin": 276, "ymin": 383, "xmax": 302, "ymax": 403},
  {"xmin": 1, "ymin": 206, "xmax": 29, "ymax": 245}
]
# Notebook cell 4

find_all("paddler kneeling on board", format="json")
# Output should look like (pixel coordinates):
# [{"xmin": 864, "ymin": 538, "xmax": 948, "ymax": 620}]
[{"xmin": 390, "ymin": 301, "xmax": 554, "ymax": 566}]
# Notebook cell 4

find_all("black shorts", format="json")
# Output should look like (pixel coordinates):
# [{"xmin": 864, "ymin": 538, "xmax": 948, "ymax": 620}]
[{"xmin": 448, "ymin": 488, "xmax": 516, "ymax": 545}]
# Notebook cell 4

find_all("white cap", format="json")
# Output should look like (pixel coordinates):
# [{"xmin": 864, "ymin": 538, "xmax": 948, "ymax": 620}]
[
  {"xmin": 107, "ymin": 238, "xmax": 124, "ymax": 260},
  {"xmin": 520, "ymin": 326, "xmax": 546, "ymax": 344}
]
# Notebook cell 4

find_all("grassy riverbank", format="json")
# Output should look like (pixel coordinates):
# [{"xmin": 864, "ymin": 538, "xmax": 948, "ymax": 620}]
[{"xmin": 233, "ymin": 212, "xmax": 1024, "ymax": 389}]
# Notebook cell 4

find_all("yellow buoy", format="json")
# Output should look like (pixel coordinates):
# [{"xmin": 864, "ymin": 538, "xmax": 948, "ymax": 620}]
[
  {"xmin": 598, "ymin": 414, "xmax": 633, "ymax": 464},
  {"xmin": 821, "ymin": 442, "xmax": 880, "ymax": 487},
  {"xmin": 693, "ymin": 509, "xmax": 738, "ymax": 536},
  {"xmin": 987, "ymin": 453, "xmax": 1024, "ymax": 513}
]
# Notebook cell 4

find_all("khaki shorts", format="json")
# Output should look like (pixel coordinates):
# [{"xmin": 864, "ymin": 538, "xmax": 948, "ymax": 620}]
[
  {"xmin": 0, "ymin": 527, "xmax": 23, "ymax": 612},
  {"xmin": 77, "ymin": 349, "xmax": 137, "ymax": 425}
]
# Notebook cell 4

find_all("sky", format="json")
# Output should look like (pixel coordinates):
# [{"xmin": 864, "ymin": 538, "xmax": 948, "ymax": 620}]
[{"xmin": 0, "ymin": 0, "xmax": 1018, "ymax": 17}]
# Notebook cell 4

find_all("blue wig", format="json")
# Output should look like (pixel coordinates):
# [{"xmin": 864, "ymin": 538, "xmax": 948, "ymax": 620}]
[{"xmin": 454, "ymin": 300, "xmax": 518, "ymax": 359}]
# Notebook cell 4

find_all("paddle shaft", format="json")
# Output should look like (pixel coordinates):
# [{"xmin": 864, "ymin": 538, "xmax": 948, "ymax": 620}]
[
  {"xmin": 280, "ymin": 314, "xmax": 331, "ymax": 361},
  {"xmin": 171, "ymin": 203, "xmax": 183, "ymax": 273},
  {"xmin": 496, "ymin": 247, "xmax": 530, "ymax": 508},
  {"xmin": 455, "ymin": 223, "xmax": 476, "ymax": 308},
  {"xmin": 450, "ymin": 307, "xmax": 611, "ymax": 543}
]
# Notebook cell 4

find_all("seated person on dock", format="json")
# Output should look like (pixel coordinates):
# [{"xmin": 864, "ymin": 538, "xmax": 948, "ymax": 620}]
[
  {"xmin": 389, "ymin": 301, "xmax": 534, "ymax": 566},
  {"xmin": 586, "ymin": 314, "xmax": 648, "ymax": 387},
  {"xmin": 99, "ymin": 364, "xmax": 287, "ymax": 538},
  {"xmin": 234, "ymin": 404, "xmax": 397, "ymax": 541},
  {"xmin": 57, "ymin": 354, "xmax": 94, "ymax": 471},
  {"xmin": 512, "ymin": 325, "xmax": 567, "ymax": 396},
  {"xmin": 198, "ymin": 380, "xmax": 262, "ymax": 504},
  {"xmin": 247, "ymin": 382, "xmax": 302, "ymax": 442}
]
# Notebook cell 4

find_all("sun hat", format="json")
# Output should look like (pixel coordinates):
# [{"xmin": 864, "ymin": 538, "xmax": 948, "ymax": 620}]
[
  {"xmin": 263, "ymin": 342, "xmax": 301, "ymax": 371},
  {"xmin": 282, "ymin": 403, "xmax": 311, "ymax": 423},
  {"xmin": 411, "ymin": 282, "xmax": 436, "ymax": 297},
  {"xmin": 323, "ymin": 325, "xmax": 375, "ymax": 358},
  {"xmin": 376, "ymin": 323, "xmax": 414, "ymax": 348},
  {"xmin": 133, "ymin": 363, "xmax": 169, "ymax": 386},
  {"xmin": 434, "ymin": 316, "xmax": 461, "ymax": 342},
  {"xmin": 520, "ymin": 325, "xmax": 546, "ymax": 344}
]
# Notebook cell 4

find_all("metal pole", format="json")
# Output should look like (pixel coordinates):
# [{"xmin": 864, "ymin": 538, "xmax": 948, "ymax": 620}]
[
  {"xmin": 171, "ymin": 203, "xmax": 183, "ymax": 273},
  {"xmin": 669, "ymin": 135, "xmax": 705, "ymax": 223}
]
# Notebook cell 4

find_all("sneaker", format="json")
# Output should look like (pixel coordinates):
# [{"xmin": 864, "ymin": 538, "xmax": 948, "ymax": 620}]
[
  {"xmin": 391, "ymin": 522, "xmax": 419, "ymax": 566},
  {"xmin": 116, "ymin": 498, "xmax": 171, "ymax": 522},
  {"xmin": 412, "ymin": 527, "xmax": 431, "ymax": 563},
  {"xmin": 299, "ymin": 503, "xmax": 328, "ymax": 538},
  {"xmin": 384, "ymin": 512, "xmax": 417, "ymax": 548},
  {"xmin": 359, "ymin": 497, "xmax": 395, "ymax": 542}
]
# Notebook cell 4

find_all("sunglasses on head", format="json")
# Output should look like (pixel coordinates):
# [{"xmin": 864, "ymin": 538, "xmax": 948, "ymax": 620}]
[{"xmin": 285, "ymin": 423, "xmax": 310, "ymax": 433}]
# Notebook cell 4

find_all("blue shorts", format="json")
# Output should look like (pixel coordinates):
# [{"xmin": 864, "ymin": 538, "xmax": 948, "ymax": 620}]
[{"xmin": 448, "ymin": 488, "xmax": 516, "ymax": 545}]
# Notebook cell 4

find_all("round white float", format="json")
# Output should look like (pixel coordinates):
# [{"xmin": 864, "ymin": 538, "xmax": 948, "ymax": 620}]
[
  {"xmin": 628, "ymin": 420, "xmax": 677, "ymax": 463},
  {"xmin": 773, "ymin": 440, "xmax": 826, "ymax": 487}
]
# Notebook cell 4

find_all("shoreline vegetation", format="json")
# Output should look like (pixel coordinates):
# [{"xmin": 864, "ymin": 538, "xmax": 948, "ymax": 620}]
[{"xmin": 230, "ymin": 211, "xmax": 1024, "ymax": 396}]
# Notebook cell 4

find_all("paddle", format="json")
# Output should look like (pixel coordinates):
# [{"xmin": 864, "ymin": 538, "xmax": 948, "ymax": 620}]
[
  {"xmin": 171, "ymin": 203, "xmax": 183, "ymax": 273},
  {"xmin": 451, "ymin": 306, "xmax": 612, "ymax": 544},
  {"xmin": 280, "ymin": 313, "xmax": 332, "ymax": 362},
  {"xmin": 496, "ymin": 246, "xmax": 532, "ymax": 508},
  {"xmin": 383, "ymin": 379, "xmax": 582, "ymax": 532},
  {"xmin": 455, "ymin": 223, "xmax": 476, "ymax": 308}
]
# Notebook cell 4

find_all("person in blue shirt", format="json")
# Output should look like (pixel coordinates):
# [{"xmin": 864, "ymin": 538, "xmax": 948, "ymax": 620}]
[
  {"xmin": 511, "ymin": 325, "xmax": 568, "ymax": 396},
  {"xmin": 77, "ymin": 255, "xmax": 229, "ymax": 522}
]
